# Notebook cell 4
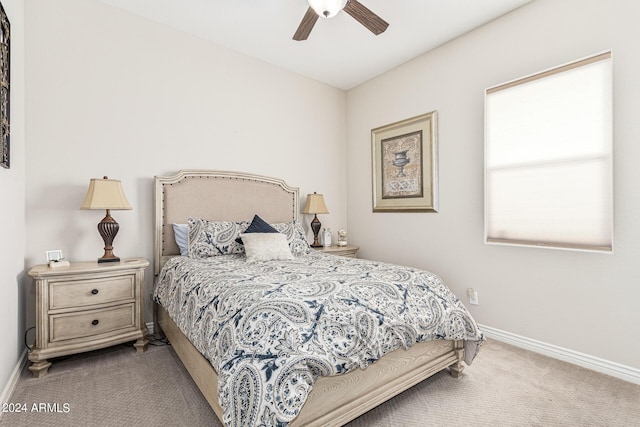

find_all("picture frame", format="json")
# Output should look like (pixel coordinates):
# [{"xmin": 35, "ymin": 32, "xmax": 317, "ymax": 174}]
[
  {"xmin": 371, "ymin": 111, "xmax": 438, "ymax": 212},
  {"xmin": 0, "ymin": 1, "xmax": 9, "ymax": 169},
  {"xmin": 46, "ymin": 250, "xmax": 64, "ymax": 263}
]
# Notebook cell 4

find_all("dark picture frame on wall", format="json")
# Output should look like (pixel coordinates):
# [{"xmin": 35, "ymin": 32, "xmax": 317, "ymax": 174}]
[
  {"xmin": 0, "ymin": 1, "xmax": 9, "ymax": 169},
  {"xmin": 371, "ymin": 111, "xmax": 439, "ymax": 212}
]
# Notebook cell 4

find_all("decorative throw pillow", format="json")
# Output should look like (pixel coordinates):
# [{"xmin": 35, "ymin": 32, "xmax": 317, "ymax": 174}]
[
  {"xmin": 172, "ymin": 223, "xmax": 189, "ymax": 256},
  {"xmin": 187, "ymin": 217, "xmax": 249, "ymax": 258},
  {"xmin": 271, "ymin": 221, "xmax": 311, "ymax": 256},
  {"xmin": 240, "ymin": 233, "xmax": 294, "ymax": 262},
  {"xmin": 235, "ymin": 215, "xmax": 278, "ymax": 244}
]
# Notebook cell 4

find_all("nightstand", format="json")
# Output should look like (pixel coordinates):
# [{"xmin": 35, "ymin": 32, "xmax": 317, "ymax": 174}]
[
  {"xmin": 27, "ymin": 258, "xmax": 149, "ymax": 378},
  {"xmin": 313, "ymin": 245, "xmax": 359, "ymax": 258}
]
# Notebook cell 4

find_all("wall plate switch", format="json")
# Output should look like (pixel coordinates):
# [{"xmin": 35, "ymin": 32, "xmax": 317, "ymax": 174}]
[{"xmin": 467, "ymin": 288, "xmax": 479, "ymax": 305}]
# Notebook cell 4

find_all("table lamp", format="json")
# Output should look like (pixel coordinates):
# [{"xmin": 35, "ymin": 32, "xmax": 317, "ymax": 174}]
[
  {"xmin": 302, "ymin": 192, "xmax": 329, "ymax": 247},
  {"xmin": 80, "ymin": 176, "xmax": 132, "ymax": 263}
]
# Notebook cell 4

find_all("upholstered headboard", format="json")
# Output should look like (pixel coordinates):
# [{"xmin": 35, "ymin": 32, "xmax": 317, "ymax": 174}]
[{"xmin": 154, "ymin": 170, "xmax": 299, "ymax": 275}]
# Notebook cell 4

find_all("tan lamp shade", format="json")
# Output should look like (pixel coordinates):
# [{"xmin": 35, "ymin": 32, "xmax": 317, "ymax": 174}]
[
  {"xmin": 302, "ymin": 192, "xmax": 329, "ymax": 215},
  {"xmin": 81, "ymin": 177, "xmax": 132, "ymax": 210}
]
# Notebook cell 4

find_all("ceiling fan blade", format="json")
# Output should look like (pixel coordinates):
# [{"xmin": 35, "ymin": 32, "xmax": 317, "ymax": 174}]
[
  {"xmin": 343, "ymin": 0, "xmax": 389, "ymax": 35},
  {"xmin": 293, "ymin": 7, "xmax": 319, "ymax": 41}
]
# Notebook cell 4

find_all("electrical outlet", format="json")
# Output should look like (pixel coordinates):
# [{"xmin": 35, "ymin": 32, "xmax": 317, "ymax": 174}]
[{"xmin": 467, "ymin": 288, "xmax": 479, "ymax": 305}]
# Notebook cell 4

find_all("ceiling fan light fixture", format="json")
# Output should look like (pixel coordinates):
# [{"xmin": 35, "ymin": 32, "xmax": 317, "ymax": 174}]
[
  {"xmin": 308, "ymin": 0, "xmax": 348, "ymax": 18},
  {"xmin": 293, "ymin": 0, "xmax": 388, "ymax": 41}
]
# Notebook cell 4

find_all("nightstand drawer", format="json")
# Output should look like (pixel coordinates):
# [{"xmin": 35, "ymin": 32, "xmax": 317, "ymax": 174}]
[
  {"xmin": 49, "ymin": 275, "xmax": 135, "ymax": 310},
  {"xmin": 329, "ymin": 250, "xmax": 357, "ymax": 258},
  {"xmin": 313, "ymin": 245, "xmax": 359, "ymax": 258},
  {"xmin": 50, "ymin": 304, "xmax": 136, "ymax": 342}
]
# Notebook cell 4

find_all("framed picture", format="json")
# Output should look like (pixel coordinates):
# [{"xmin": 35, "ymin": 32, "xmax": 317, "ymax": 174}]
[
  {"xmin": 46, "ymin": 250, "xmax": 64, "ymax": 263},
  {"xmin": 372, "ymin": 111, "xmax": 438, "ymax": 212},
  {"xmin": 0, "ymin": 1, "xmax": 9, "ymax": 169}
]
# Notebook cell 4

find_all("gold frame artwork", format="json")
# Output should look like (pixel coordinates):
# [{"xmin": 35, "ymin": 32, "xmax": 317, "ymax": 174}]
[{"xmin": 372, "ymin": 111, "xmax": 438, "ymax": 212}]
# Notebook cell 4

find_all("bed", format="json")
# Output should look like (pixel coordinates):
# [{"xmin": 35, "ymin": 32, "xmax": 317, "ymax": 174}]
[{"xmin": 152, "ymin": 169, "xmax": 484, "ymax": 427}]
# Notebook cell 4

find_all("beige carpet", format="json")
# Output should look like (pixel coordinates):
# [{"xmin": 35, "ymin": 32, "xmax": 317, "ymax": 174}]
[{"xmin": 2, "ymin": 339, "xmax": 639, "ymax": 426}]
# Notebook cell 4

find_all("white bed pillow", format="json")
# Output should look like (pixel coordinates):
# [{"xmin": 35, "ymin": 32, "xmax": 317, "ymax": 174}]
[
  {"xmin": 172, "ymin": 223, "xmax": 189, "ymax": 256},
  {"xmin": 240, "ymin": 233, "xmax": 294, "ymax": 262}
]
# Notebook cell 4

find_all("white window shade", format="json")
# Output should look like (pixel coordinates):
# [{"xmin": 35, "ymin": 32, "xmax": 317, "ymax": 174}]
[{"xmin": 485, "ymin": 52, "xmax": 613, "ymax": 251}]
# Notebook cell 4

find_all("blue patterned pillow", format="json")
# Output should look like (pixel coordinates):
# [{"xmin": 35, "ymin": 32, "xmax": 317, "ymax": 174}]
[
  {"xmin": 271, "ymin": 221, "xmax": 311, "ymax": 256},
  {"xmin": 187, "ymin": 217, "xmax": 249, "ymax": 258}
]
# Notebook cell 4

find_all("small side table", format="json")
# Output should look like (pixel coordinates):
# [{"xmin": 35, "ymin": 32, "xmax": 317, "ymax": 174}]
[
  {"xmin": 27, "ymin": 258, "xmax": 149, "ymax": 378},
  {"xmin": 313, "ymin": 245, "xmax": 359, "ymax": 258}
]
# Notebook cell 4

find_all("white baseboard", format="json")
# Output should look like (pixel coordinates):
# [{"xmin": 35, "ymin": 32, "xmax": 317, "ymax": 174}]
[
  {"xmin": 479, "ymin": 324, "xmax": 640, "ymax": 385},
  {"xmin": 0, "ymin": 349, "xmax": 28, "ymax": 420}
]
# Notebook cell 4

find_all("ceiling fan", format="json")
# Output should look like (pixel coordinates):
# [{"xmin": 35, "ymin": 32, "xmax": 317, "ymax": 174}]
[{"xmin": 293, "ymin": 0, "xmax": 389, "ymax": 41}]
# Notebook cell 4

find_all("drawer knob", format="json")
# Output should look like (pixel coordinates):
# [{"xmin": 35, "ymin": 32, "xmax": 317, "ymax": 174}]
[
  {"xmin": 91, "ymin": 319, "xmax": 99, "ymax": 326},
  {"xmin": 91, "ymin": 289, "xmax": 99, "ymax": 295}
]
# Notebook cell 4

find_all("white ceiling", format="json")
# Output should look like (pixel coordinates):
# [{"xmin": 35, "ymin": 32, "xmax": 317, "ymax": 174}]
[{"xmin": 99, "ymin": 0, "xmax": 532, "ymax": 90}]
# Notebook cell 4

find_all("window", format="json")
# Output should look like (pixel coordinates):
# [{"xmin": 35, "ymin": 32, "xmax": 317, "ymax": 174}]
[{"xmin": 485, "ymin": 52, "xmax": 612, "ymax": 252}]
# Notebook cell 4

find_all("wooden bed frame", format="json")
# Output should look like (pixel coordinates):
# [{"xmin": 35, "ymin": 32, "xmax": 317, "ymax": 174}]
[{"xmin": 153, "ymin": 170, "xmax": 465, "ymax": 426}]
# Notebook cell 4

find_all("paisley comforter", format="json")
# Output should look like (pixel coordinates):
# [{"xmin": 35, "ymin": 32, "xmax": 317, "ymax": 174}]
[{"xmin": 153, "ymin": 251, "xmax": 484, "ymax": 426}]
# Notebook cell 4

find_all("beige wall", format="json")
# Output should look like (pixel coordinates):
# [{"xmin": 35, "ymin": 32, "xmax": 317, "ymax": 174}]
[
  {"xmin": 0, "ymin": 0, "xmax": 25, "ymax": 402},
  {"xmin": 347, "ymin": 0, "xmax": 640, "ymax": 369},
  {"xmin": 4, "ymin": 0, "xmax": 639, "ymax": 400},
  {"xmin": 24, "ymin": 0, "xmax": 347, "ymax": 327}
]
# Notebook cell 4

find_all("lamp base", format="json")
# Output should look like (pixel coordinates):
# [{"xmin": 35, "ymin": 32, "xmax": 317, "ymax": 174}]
[
  {"xmin": 97, "ymin": 210, "xmax": 121, "ymax": 264},
  {"xmin": 310, "ymin": 214, "xmax": 322, "ymax": 247}
]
